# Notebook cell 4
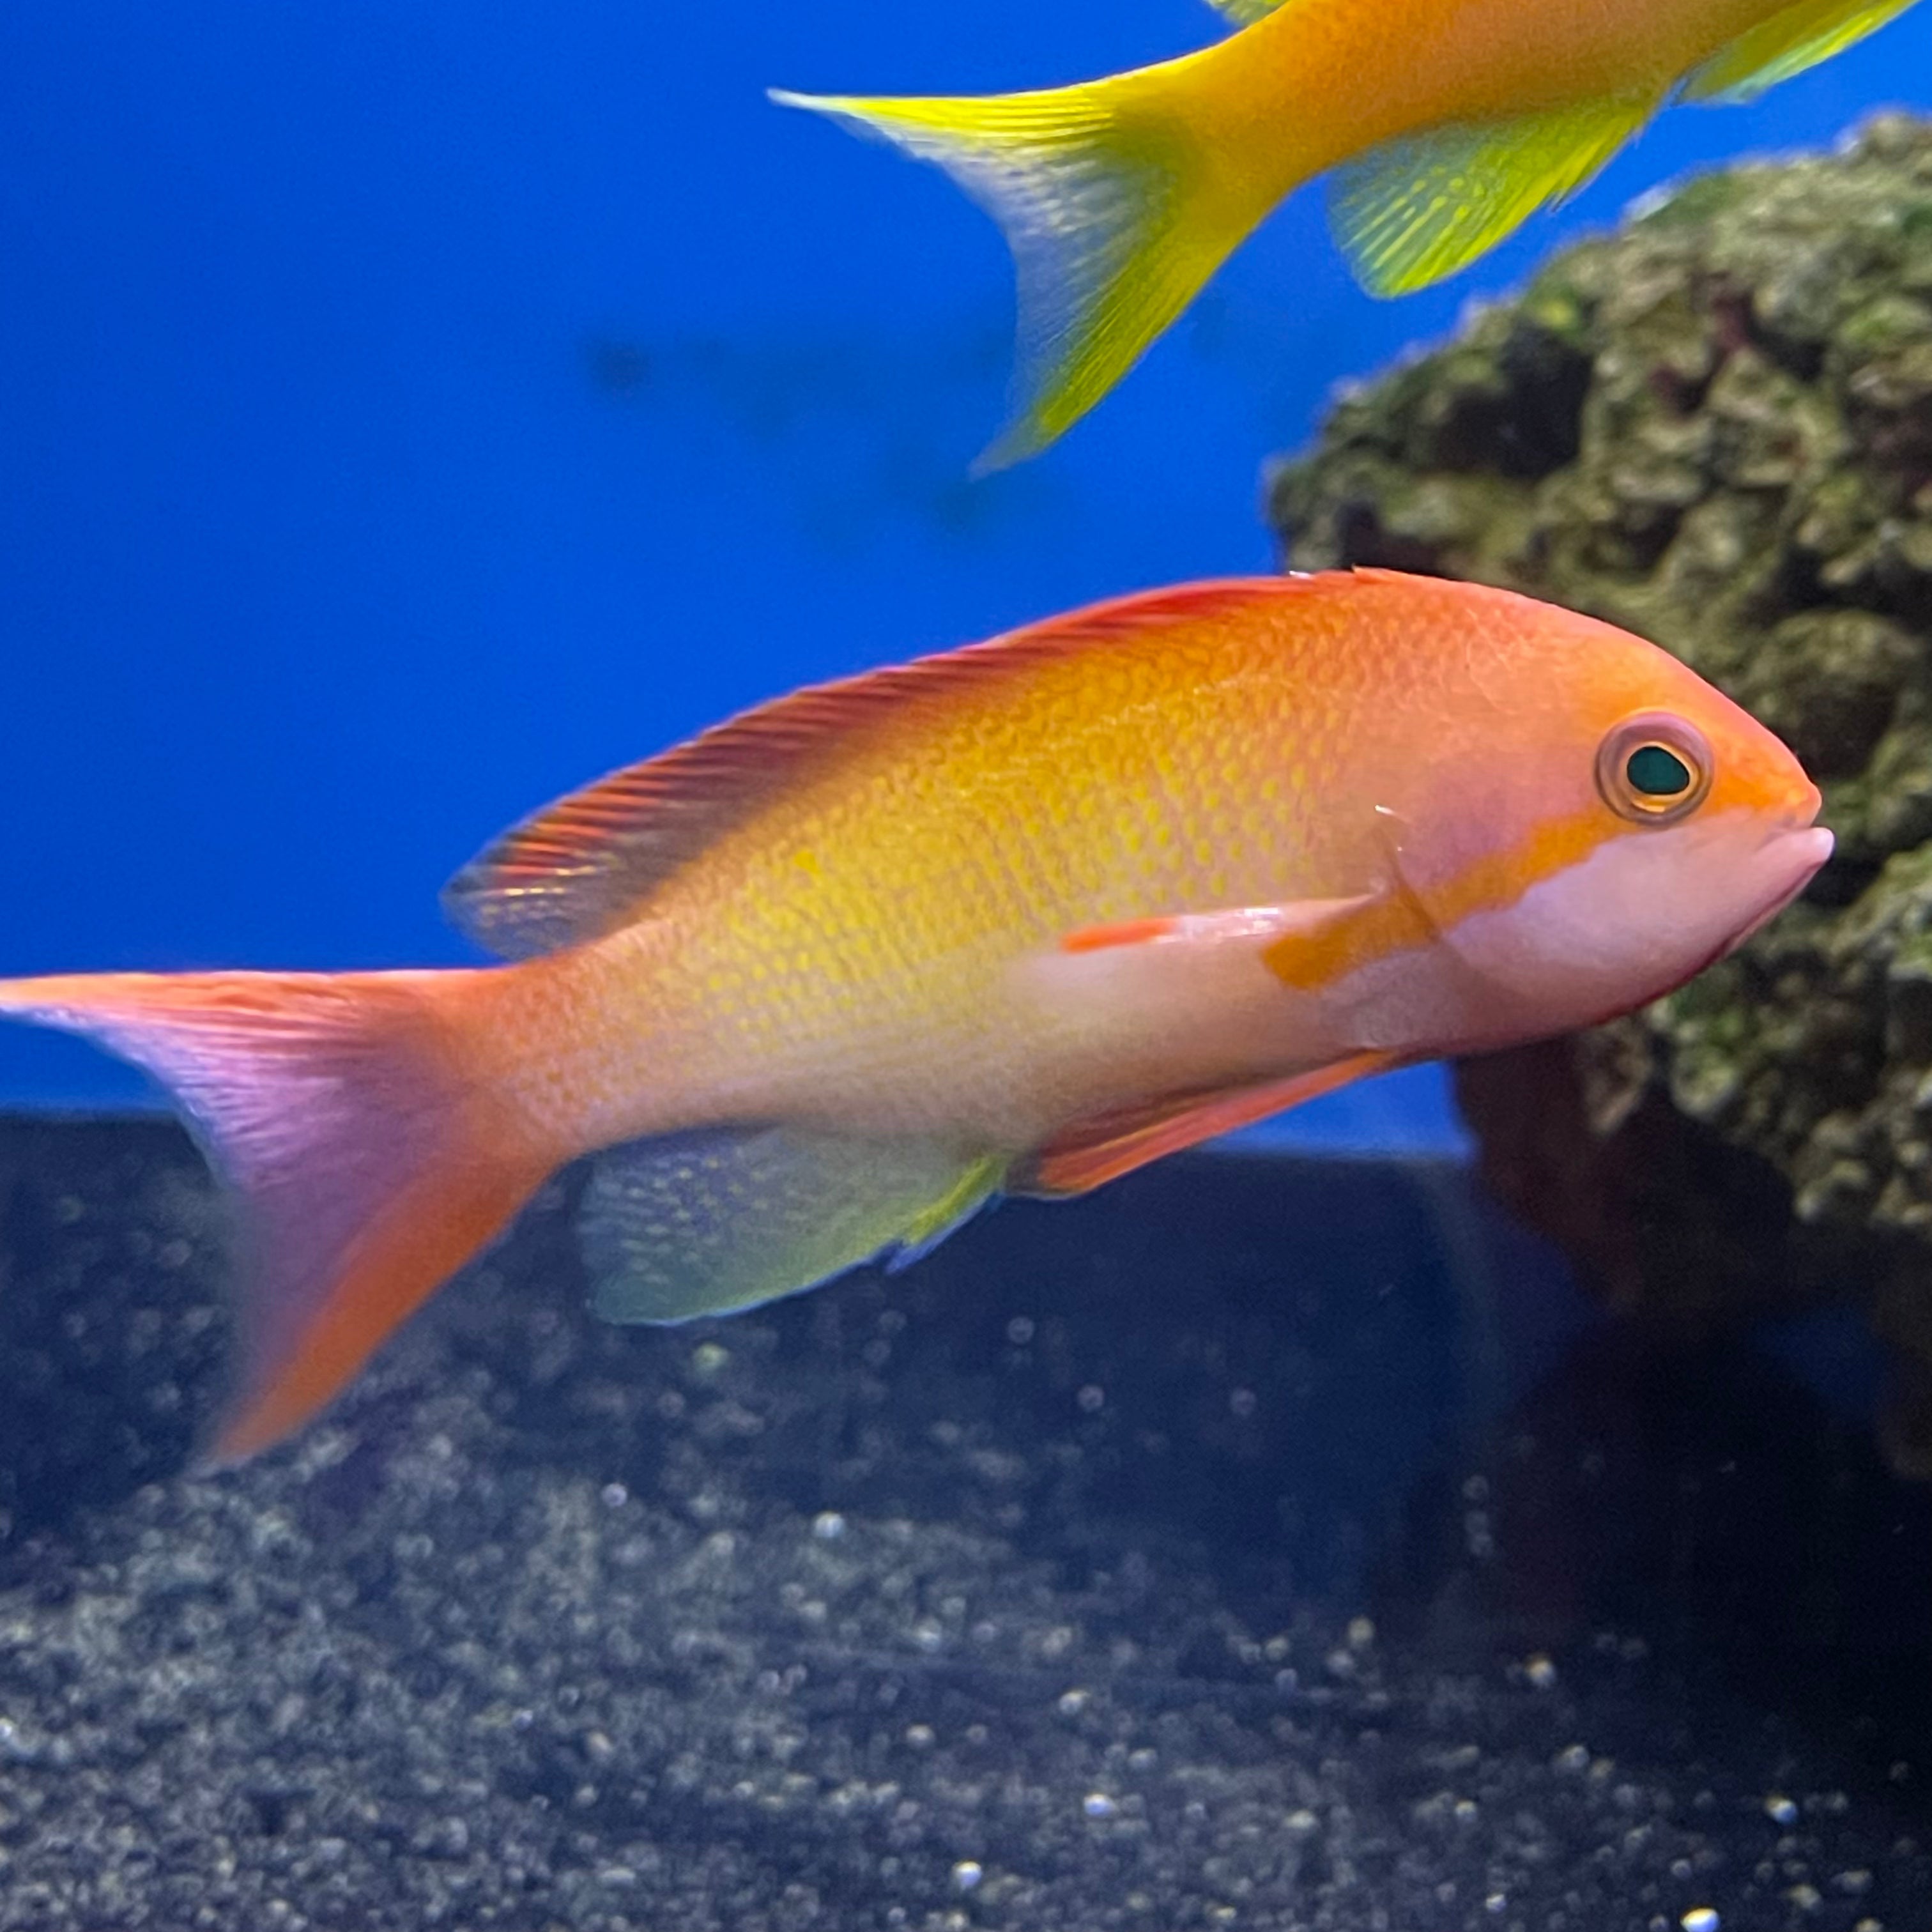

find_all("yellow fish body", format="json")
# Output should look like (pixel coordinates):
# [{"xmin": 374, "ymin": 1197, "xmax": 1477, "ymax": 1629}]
[
  {"xmin": 0, "ymin": 572, "xmax": 1828, "ymax": 1460},
  {"xmin": 774, "ymin": 0, "xmax": 1924, "ymax": 462}
]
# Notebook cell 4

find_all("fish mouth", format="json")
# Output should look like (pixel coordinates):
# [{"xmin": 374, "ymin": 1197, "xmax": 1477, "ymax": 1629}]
[{"xmin": 1726, "ymin": 815, "xmax": 1834, "ymax": 952}]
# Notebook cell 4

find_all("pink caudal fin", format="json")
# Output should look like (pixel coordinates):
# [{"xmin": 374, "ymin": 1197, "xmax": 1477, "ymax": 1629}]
[{"xmin": 0, "ymin": 969, "xmax": 554, "ymax": 1465}]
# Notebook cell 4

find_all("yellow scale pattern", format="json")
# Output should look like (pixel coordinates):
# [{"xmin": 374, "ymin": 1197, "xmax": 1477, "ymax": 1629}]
[{"xmin": 582, "ymin": 583, "xmax": 1462, "ymax": 1149}]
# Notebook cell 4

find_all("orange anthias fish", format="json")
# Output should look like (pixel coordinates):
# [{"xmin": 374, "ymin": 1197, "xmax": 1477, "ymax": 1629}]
[
  {"xmin": 0, "ymin": 572, "xmax": 1829, "ymax": 1462},
  {"xmin": 774, "ymin": 0, "xmax": 1925, "ymax": 463}
]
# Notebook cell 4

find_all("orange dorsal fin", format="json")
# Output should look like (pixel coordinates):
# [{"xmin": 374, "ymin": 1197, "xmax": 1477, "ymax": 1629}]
[
  {"xmin": 1017, "ymin": 1051, "xmax": 1396, "ymax": 1197},
  {"xmin": 0, "ymin": 968, "xmax": 551, "ymax": 1464},
  {"xmin": 443, "ymin": 576, "xmax": 1379, "ymax": 962}
]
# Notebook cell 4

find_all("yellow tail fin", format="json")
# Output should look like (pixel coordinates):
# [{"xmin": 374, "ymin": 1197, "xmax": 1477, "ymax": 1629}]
[{"xmin": 773, "ymin": 73, "xmax": 1269, "ymax": 466}]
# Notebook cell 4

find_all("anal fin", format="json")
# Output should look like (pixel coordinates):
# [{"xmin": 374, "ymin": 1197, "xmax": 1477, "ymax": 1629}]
[
  {"xmin": 581, "ymin": 1124, "xmax": 1005, "ymax": 1323},
  {"xmin": 1328, "ymin": 93, "xmax": 1659, "ymax": 297},
  {"xmin": 1684, "ymin": 0, "xmax": 1920, "ymax": 103},
  {"xmin": 1016, "ymin": 1052, "xmax": 1397, "ymax": 1198}
]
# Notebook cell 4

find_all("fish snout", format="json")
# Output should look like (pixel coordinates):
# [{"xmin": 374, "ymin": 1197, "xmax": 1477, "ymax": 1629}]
[
  {"xmin": 1786, "ymin": 779, "xmax": 1825, "ymax": 832},
  {"xmin": 1760, "ymin": 774, "xmax": 1830, "ymax": 878}
]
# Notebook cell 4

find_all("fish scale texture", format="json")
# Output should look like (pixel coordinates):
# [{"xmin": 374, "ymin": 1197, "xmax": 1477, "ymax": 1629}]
[
  {"xmin": 470, "ymin": 598, "xmax": 1374, "ymax": 1144},
  {"xmin": 1269, "ymin": 110, "xmax": 1932, "ymax": 1473},
  {"xmin": 0, "ymin": 1117, "xmax": 1930, "ymax": 1928},
  {"xmin": 605, "ymin": 581, "xmax": 1503, "ymax": 1138}
]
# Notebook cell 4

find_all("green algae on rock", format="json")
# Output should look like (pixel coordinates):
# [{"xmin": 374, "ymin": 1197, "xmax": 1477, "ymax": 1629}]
[{"xmin": 1268, "ymin": 113, "xmax": 1932, "ymax": 1471}]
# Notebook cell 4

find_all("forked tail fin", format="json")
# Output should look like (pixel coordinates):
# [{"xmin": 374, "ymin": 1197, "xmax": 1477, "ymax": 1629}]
[
  {"xmin": 0, "ymin": 969, "xmax": 554, "ymax": 1464},
  {"xmin": 773, "ymin": 63, "xmax": 1276, "ymax": 466}
]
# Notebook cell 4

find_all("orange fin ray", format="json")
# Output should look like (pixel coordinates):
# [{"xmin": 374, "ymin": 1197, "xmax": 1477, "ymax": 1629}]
[
  {"xmin": 1061, "ymin": 915, "xmax": 1183, "ymax": 954},
  {"xmin": 0, "ymin": 969, "xmax": 548, "ymax": 1464},
  {"xmin": 1016, "ymin": 1052, "xmax": 1397, "ymax": 1197}
]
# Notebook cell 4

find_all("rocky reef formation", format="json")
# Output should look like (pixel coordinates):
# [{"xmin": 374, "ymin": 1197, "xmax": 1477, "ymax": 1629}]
[{"xmin": 1269, "ymin": 114, "xmax": 1932, "ymax": 1470}]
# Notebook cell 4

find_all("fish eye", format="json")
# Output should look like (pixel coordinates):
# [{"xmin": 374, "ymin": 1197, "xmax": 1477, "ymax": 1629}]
[
  {"xmin": 1625, "ymin": 744, "xmax": 1690, "ymax": 795},
  {"xmin": 1595, "ymin": 713, "xmax": 1712, "ymax": 827}
]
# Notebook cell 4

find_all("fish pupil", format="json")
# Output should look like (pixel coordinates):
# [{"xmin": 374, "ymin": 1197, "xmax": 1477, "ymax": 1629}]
[{"xmin": 1626, "ymin": 744, "xmax": 1691, "ymax": 797}]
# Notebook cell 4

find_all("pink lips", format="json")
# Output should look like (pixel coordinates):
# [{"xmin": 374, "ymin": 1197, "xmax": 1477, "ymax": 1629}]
[
  {"xmin": 1728, "ymin": 822, "xmax": 1834, "ymax": 951},
  {"xmin": 1786, "ymin": 825, "xmax": 1835, "ymax": 873}
]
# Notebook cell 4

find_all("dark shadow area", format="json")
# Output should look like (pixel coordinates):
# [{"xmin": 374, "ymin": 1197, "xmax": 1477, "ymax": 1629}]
[{"xmin": 1382, "ymin": 1317, "xmax": 1932, "ymax": 1781}]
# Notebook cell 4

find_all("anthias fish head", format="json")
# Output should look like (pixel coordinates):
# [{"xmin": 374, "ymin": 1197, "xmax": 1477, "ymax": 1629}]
[{"xmin": 1379, "ymin": 597, "xmax": 1830, "ymax": 1047}]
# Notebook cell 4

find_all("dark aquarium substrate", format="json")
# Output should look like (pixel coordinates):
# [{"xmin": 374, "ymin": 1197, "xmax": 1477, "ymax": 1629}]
[{"xmin": 0, "ymin": 1116, "xmax": 1927, "ymax": 1930}]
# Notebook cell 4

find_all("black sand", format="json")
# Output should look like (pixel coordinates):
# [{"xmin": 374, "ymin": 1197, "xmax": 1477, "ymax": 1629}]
[{"xmin": 0, "ymin": 1116, "xmax": 1927, "ymax": 1929}]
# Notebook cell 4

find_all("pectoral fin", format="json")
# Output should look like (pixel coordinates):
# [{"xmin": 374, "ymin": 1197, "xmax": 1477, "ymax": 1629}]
[
  {"xmin": 581, "ymin": 1124, "xmax": 1005, "ymax": 1324},
  {"xmin": 1683, "ymin": 0, "xmax": 1920, "ymax": 103},
  {"xmin": 1060, "ymin": 896, "xmax": 1380, "ymax": 960},
  {"xmin": 1017, "ymin": 1052, "xmax": 1398, "ymax": 1197},
  {"xmin": 1328, "ymin": 93, "xmax": 1659, "ymax": 297},
  {"xmin": 1199, "ymin": 0, "xmax": 1287, "ymax": 25},
  {"xmin": 1034, "ymin": 894, "xmax": 1408, "ymax": 1044},
  {"xmin": 1018, "ymin": 896, "xmax": 1409, "ymax": 1192},
  {"xmin": 1030, "ymin": 896, "xmax": 1392, "ymax": 1049}
]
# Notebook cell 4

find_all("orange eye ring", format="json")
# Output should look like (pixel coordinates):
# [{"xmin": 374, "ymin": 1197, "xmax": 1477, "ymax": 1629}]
[{"xmin": 1595, "ymin": 712, "xmax": 1713, "ymax": 826}]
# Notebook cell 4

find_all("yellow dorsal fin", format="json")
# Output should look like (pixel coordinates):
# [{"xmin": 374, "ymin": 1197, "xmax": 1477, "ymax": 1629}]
[
  {"xmin": 1683, "ymin": 0, "xmax": 1921, "ymax": 103},
  {"xmin": 1328, "ymin": 92, "xmax": 1659, "ymax": 298},
  {"xmin": 443, "ymin": 579, "xmax": 1316, "ymax": 960}
]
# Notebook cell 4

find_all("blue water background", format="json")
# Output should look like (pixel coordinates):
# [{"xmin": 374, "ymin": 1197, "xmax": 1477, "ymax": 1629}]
[{"xmin": 1, "ymin": 2, "xmax": 1926, "ymax": 1155}]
